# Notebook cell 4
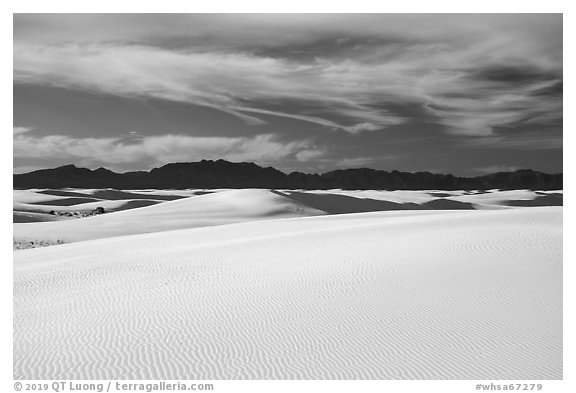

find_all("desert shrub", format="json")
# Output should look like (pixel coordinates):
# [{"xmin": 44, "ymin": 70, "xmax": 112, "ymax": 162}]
[{"xmin": 14, "ymin": 238, "xmax": 66, "ymax": 250}]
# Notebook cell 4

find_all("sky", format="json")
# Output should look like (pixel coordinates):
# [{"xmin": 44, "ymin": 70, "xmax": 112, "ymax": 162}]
[{"xmin": 13, "ymin": 14, "xmax": 563, "ymax": 175}]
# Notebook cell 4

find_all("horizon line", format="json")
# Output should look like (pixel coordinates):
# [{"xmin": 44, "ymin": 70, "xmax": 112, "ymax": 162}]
[{"xmin": 12, "ymin": 160, "xmax": 563, "ymax": 178}]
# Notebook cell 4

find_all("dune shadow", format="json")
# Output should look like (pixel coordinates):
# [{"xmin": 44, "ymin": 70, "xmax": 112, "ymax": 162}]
[
  {"xmin": 90, "ymin": 190, "xmax": 186, "ymax": 201},
  {"xmin": 535, "ymin": 191, "xmax": 563, "ymax": 197},
  {"xmin": 427, "ymin": 192, "xmax": 454, "ymax": 198},
  {"xmin": 506, "ymin": 194, "xmax": 563, "ymax": 207},
  {"xmin": 13, "ymin": 213, "xmax": 41, "ymax": 223},
  {"xmin": 278, "ymin": 191, "xmax": 423, "ymax": 214},
  {"xmin": 110, "ymin": 200, "xmax": 162, "ymax": 211},
  {"xmin": 38, "ymin": 189, "xmax": 186, "ymax": 201},
  {"xmin": 13, "ymin": 212, "xmax": 62, "ymax": 223},
  {"xmin": 33, "ymin": 197, "xmax": 102, "ymax": 206},
  {"xmin": 38, "ymin": 190, "xmax": 93, "ymax": 198},
  {"xmin": 274, "ymin": 190, "xmax": 480, "ymax": 214},
  {"xmin": 422, "ymin": 199, "xmax": 476, "ymax": 210}
]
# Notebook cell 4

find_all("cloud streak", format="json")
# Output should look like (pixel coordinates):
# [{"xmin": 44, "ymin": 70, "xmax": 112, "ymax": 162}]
[
  {"xmin": 13, "ymin": 43, "xmax": 404, "ymax": 133},
  {"xmin": 458, "ymin": 133, "xmax": 562, "ymax": 150}
]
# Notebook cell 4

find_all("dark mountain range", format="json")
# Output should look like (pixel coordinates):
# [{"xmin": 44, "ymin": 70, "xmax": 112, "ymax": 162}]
[{"xmin": 13, "ymin": 160, "xmax": 563, "ymax": 190}]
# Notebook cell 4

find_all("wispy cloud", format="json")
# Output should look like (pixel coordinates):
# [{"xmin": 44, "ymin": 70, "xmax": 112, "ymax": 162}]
[
  {"xmin": 335, "ymin": 157, "xmax": 382, "ymax": 168},
  {"xmin": 474, "ymin": 165, "xmax": 521, "ymax": 174},
  {"xmin": 13, "ymin": 43, "xmax": 404, "ymax": 133},
  {"xmin": 295, "ymin": 149, "xmax": 327, "ymax": 162},
  {"xmin": 298, "ymin": 153, "xmax": 400, "ymax": 170},
  {"xmin": 13, "ymin": 126, "xmax": 32, "ymax": 135},
  {"xmin": 13, "ymin": 130, "xmax": 314, "ymax": 169},
  {"xmin": 13, "ymin": 14, "xmax": 562, "ymax": 139},
  {"xmin": 459, "ymin": 134, "xmax": 562, "ymax": 150}
]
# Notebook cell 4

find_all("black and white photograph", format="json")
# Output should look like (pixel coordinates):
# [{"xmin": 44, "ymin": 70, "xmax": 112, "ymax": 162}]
[{"xmin": 9, "ymin": 7, "xmax": 568, "ymax": 388}]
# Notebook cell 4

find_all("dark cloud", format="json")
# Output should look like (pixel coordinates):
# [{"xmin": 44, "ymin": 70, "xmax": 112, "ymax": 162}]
[
  {"xmin": 469, "ymin": 64, "xmax": 560, "ymax": 85},
  {"xmin": 531, "ymin": 81, "xmax": 563, "ymax": 97},
  {"xmin": 250, "ymin": 34, "xmax": 419, "ymax": 62}
]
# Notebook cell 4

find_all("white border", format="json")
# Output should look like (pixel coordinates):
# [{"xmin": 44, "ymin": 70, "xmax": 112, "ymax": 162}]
[{"xmin": 4, "ymin": 2, "xmax": 572, "ymax": 392}]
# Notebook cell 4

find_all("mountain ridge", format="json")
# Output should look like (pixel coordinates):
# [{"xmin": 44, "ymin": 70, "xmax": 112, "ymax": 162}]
[{"xmin": 13, "ymin": 160, "xmax": 563, "ymax": 190}]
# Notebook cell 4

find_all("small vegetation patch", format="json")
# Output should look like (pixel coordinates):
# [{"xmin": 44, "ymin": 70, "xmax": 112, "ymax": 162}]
[
  {"xmin": 49, "ymin": 206, "xmax": 106, "ymax": 219},
  {"xmin": 14, "ymin": 239, "xmax": 66, "ymax": 250}
]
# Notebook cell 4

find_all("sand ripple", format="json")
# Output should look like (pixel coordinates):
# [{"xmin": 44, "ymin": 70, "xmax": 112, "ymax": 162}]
[{"xmin": 14, "ymin": 207, "xmax": 562, "ymax": 379}]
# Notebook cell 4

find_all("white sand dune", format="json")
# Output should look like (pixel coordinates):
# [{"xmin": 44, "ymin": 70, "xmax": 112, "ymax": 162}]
[
  {"xmin": 11, "ymin": 188, "xmax": 217, "ymax": 227},
  {"xmin": 13, "ymin": 206, "xmax": 562, "ymax": 379},
  {"xmin": 14, "ymin": 199, "xmax": 162, "ymax": 215},
  {"xmin": 13, "ymin": 211, "xmax": 70, "ymax": 223},
  {"xmin": 13, "ymin": 189, "xmax": 75, "ymax": 204},
  {"xmin": 447, "ymin": 189, "xmax": 563, "ymax": 208},
  {"xmin": 283, "ymin": 189, "xmax": 562, "ymax": 210},
  {"xmin": 13, "ymin": 188, "xmax": 195, "ymax": 209},
  {"xmin": 13, "ymin": 188, "xmax": 563, "ymax": 245},
  {"xmin": 31, "ymin": 188, "xmax": 195, "ymax": 200},
  {"xmin": 13, "ymin": 189, "xmax": 191, "ymax": 224},
  {"xmin": 13, "ymin": 189, "xmax": 327, "ymax": 243}
]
